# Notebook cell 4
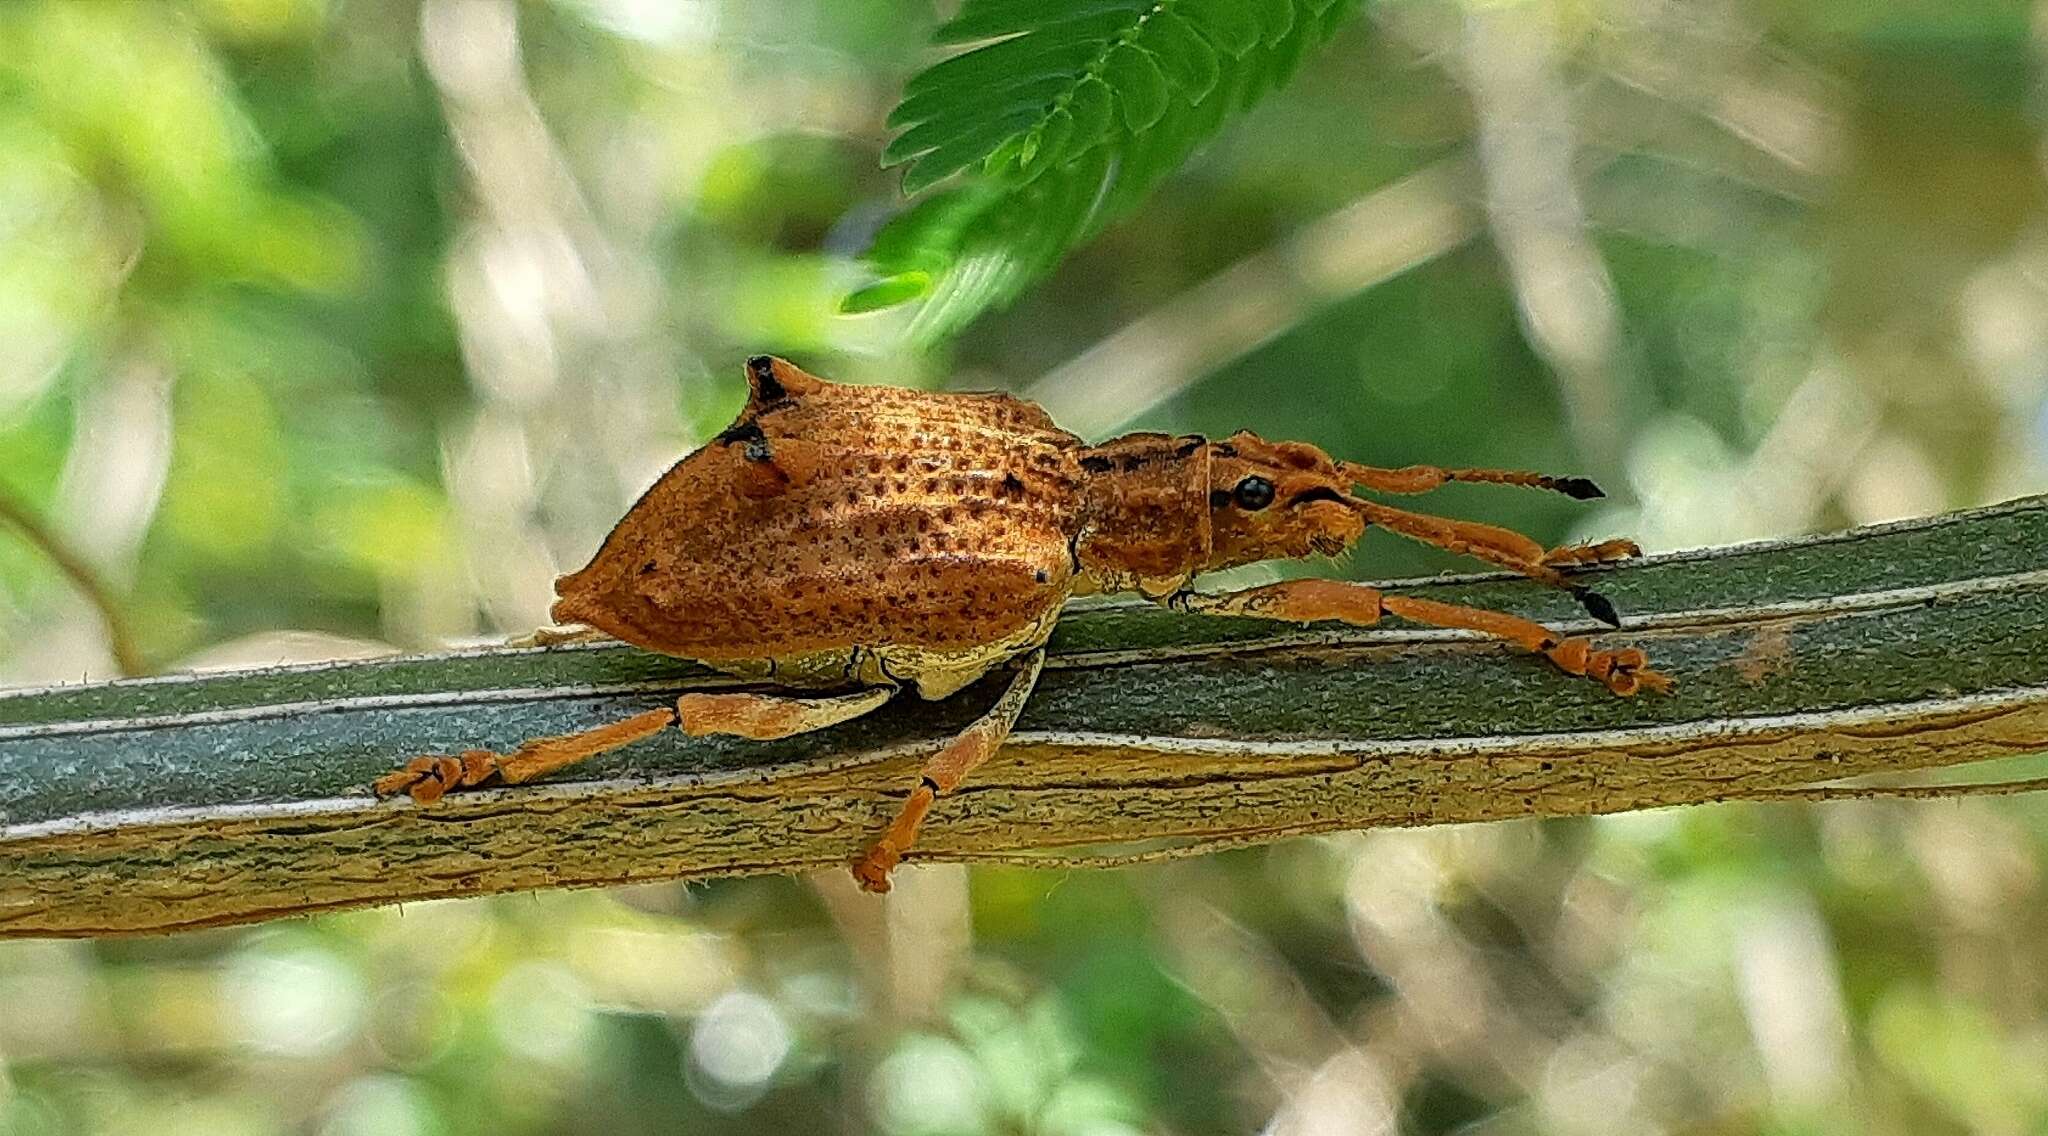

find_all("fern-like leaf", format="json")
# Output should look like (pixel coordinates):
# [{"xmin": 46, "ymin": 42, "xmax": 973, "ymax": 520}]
[{"xmin": 845, "ymin": 0, "xmax": 1360, "ymax": 343}]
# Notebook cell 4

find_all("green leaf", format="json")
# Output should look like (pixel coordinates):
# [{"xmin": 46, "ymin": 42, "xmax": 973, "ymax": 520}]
[
  {"xmin": 839, "ymin": 272, "xmax": 933, "ymax": 314},
  {"xmin": 900, "ymin": 119, "xmax": 1039, "ymax": 193},
  {"xmin": 1104, "ymin": 44, "xmax": 1169, "ymax": 132},
  {"xmin": 1182, "ymin": 0, "xmax": 1260, "ymax": 56},
  {"xmin": 1145, "ymin": 12, "xmax": 1221, "ymax": 104},
  {"xmin": 1023, "ymin": 108, "xmax": 1077, "ymax": 177},
  {"xmin": 882, "ymin": 107, "xmax": 1040, "ymax": 168},
  {"xmin": 1252, "ymin": 0, "xmax": 1296, "ymax": 44},
  {"xmin": 904, "ymin": 13, "xmax": 1133, "ymax": 99},
  {"xmin": 935, "ymin": 0, "xmax": 1154, "ymax": 43},
  {"xmin": 853, "ymin": 0, "xmax": 1364, "ymax": 343},
  {"xmin": 1065, "ymin": 75, "xmax": 1116, "ymax": 151}
]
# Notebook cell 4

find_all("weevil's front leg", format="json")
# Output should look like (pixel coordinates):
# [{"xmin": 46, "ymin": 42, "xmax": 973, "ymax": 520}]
[
  {"xmin": 1350, "ymin": 500, "xmax": 1637, "ymax": 623},
  {"xmin": 678, "ymin": 685, "xmax": 895, "ymax": 740},
  {"xmin": 373, "ymin": 707, "xmax": 677, "ymax": 803},
  {"xmin": 1170, "ymin": 579, "xmax": 1672, "ymax": 696},
  {"xmin": 851, "ymin": 650, "xmax": 1046, "ymax": 894}
]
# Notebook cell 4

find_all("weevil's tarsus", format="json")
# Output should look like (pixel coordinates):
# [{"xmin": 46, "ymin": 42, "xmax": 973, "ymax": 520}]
[
  {"xmin": 1339, "ymin": 462, "xmax": 1604, "ymax": 500},
  {"xmin": 852, "ymin": 648, "xmax": 1045, "ymax": 893},
  {"xmin": 505, "ymin": 624, "xmax": 613, "ymax": 649},
  {"xmin": 679, "ymin": 685, "xmax": 895, "ymax": 740},
  {"xmin": 1542, "ymin": 538, "xmax": 1641, "ymax": 568},
  {"xmin": 1169, "ymin": 580, "xmax": 1671, "ymax": 696},
  {"xmin": 372, "ymin": 707, "xmax": 676, "ymax": 803}
]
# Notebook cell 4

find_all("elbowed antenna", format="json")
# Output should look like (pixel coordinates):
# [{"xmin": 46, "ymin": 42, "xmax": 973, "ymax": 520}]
[{"xmin": 1337, "ymin": 461, "xmax": 1605, "ymax": 500}]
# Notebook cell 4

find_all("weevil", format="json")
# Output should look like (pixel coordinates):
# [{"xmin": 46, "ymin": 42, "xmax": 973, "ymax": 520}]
[{"xmin": 374, "ymin": 356, "xmax": 1671, "ymax": 892}]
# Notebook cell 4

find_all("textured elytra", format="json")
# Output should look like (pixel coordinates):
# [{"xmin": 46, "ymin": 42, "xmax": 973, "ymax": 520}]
[{"xmin": 552, "ymin": 357, "xmax": 1090, "ymax": 667}]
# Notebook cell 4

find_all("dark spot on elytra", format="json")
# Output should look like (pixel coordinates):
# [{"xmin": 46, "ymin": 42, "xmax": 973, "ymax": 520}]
[
  {"xmin": 1209, "ymin": 489, "xmax": 1233, "ymax": 508},
  {"xmin": 1079, "ymin": 454, "xmax": 1114, "ymax": 473},
  {"xmin": 742, "ymin": 439, "xmax": 772, "ymax": 463},
  {"xmin": 1174, "ymin": 435, "xmax": 1205, "ymax": 458},
  {"xmin": 1002, "ymin": 472, "xmax": 1026, "ymax": 494},
  {"xmin": 715, "ymin": 418, "xmax": 765, "ymax": 446},
  {"xmin": 745, "ymin": 355, "xmax": 788, "ymax": 403}
]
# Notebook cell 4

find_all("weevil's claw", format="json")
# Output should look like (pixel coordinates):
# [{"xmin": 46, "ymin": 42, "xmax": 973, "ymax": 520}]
[
  {"xmin": 372, "ymin": 751, "xmax": 499, "ymax": 803},
  {"xmin": 1557, "ymin": 476, "xmax": 1604, "ymax": 500},
  {"xmin": 851, "ymin": 842, "xmax": 899, "ymax": 894},
  {"xmin": 1543, "ymin": 638, "xmax": 1675, "ymax": 697},
  {"xmin": 1572, "ymin": 586, "xmax": 1623, "ymax": 629}
]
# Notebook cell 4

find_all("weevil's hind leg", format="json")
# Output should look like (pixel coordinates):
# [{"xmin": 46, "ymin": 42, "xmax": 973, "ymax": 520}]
[
  {"xmin": 1169, "ymin": 579, "xmax": 1672, "ymax": 696},
  {"xmin": 851, "ymin": 649, "xmax": 1046, "ymax": 894},
  {"xmin": 1342, "ymin": 462, "xmax": 1605, "ymax": 500},
  {"xmin": 373, "ymin": 707, "xmax": 677, "ymax": 803},
  {"xmin": 678, "ymin": 685, "xmax": 896, "ymax": 740},
  {"xmin": 374, "ymin": 683, "xmax": 896, "ymax": 804}
]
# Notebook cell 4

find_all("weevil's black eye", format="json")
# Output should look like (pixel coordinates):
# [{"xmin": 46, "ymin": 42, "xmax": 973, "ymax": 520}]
[{"xmin": 1233, "ymin": 476, "xmax": 1275, "ymax": 510}]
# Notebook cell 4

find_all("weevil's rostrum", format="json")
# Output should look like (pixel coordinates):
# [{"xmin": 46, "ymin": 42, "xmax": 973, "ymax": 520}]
[{"xmin": 375, "ymin": 356, "xmax": 1671, "ymax": 892}]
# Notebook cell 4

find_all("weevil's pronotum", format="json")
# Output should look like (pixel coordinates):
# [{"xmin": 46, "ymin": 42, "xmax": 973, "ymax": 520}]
[{"xmin": 374, "ymin": 356, "xmax": 1671, "ymax": 892}]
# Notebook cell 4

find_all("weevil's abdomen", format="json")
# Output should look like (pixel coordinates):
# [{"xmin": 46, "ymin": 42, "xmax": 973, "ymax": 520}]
[{"xmin": 551, "ymin": 362, "xmax": 1085, "ymax": 662}]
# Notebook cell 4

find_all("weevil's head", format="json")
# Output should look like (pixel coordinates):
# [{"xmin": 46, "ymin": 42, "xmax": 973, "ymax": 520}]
[
  {"xmin": 1072, "ymin": 430, "xmax": 1367, "ymax": 592},
  {"xmin": 1199, "ymin": 431, "xmax": 1366, "ymax": 571}
]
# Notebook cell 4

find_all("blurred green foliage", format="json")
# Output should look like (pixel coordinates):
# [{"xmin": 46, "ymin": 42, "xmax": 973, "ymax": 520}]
[{"xmin": 2, "ymin": 0, "xmax": 2048, "ymax": 1133}]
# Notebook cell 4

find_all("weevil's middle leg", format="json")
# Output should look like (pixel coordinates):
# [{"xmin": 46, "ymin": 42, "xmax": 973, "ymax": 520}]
[
  {"xmin": 679, "ymin": 685, "xmax": 896, "ymax": 740},
  {"xmin": 851, "ymin": 649, "xmax": 1046, "ymax": 894},
  {"xmin": 1169, "ymin": 579, "xmax": 1672, "ymax": 696},
  {"xmin": 1349, "ymin": 500, "xmax": 1639, "ymax": 623}
]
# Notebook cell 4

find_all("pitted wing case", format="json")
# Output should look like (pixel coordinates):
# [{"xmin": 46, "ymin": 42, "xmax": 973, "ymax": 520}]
[{"xmin": 550, "ymin": 359, "xmax": 1086, "ymax": 662}]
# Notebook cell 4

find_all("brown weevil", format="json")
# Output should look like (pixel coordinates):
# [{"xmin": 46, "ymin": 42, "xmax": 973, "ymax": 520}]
[{"xmin": 374, "ymin": 356, "xmax": 1670, "ymax": 892}]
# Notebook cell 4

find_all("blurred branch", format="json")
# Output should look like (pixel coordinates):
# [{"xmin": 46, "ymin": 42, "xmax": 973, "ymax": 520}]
[
  {"xmin": 3, "ymin": 495, "xmax": 2046, "ymax": 939},
  {"xmin": 1023, "ymin": 157, "xmax": 1483, "ymax": 438},
  {"xmin": 1459, "ymin": 2, "xmax": 1626, "ymax": 471},
  {"xmin": 0, "ymin": 486, "xmax": 148, "ymax": 678}
]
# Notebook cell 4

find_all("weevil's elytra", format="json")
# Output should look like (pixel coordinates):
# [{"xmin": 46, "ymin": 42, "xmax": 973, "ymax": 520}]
[{"xmin": 373, "ymin": 355, "xmax": 1671, "ymax": 893}]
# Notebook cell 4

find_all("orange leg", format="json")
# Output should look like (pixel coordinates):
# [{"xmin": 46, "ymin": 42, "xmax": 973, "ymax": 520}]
[
  {"xmin": 374, "ymin": 684, "xmax": 896, "ymax": 803},
  {"xmin": 372, "ymin": 707, "xmax": 677, "ymax": 803},
  {"xmin": 679, "ymin": 685, "xmax": 895, "ymax": 740},
  {"xmin": 851, "ymin": 649, "xmax": 1046, "ymax": 894},
  {"xmin": 1339, "ymin": 462, "xmax": 1604, "ymax": 500},
  {"xmin": 1348, "ymin": 499, "xmax": 1631, "ymax": 625},
  {"xmin": 1542, "ymin": 538, "xmax": 1640, "ymax": 568},
  {"xmin": 1170, "ymin": 579, "xmax": 1672, "ymax": 696},
  {"xmin": 505, "ymin": 624, "xmax": 613, "ymax": 648}
]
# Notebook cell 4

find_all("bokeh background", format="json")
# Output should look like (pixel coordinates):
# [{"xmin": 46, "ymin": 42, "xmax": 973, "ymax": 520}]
[{"xmin": 4, "ymin": 0, "xmax": 2048, "ymax": 1133}]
